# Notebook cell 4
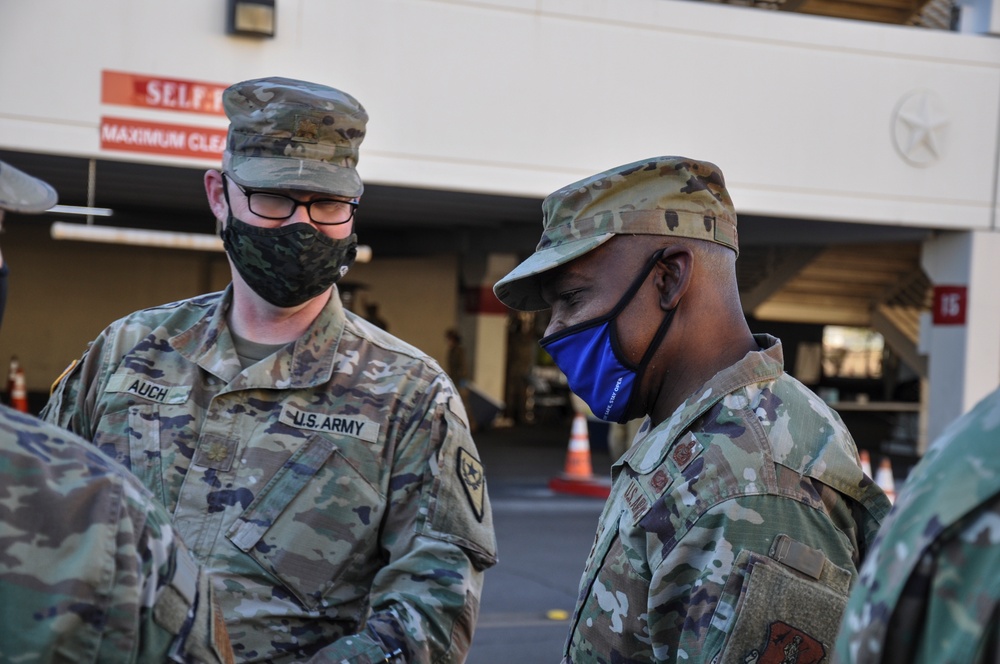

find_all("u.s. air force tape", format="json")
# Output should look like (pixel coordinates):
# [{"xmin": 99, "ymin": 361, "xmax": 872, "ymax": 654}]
[{"xmin": 280, "ymin": 404, "xmax": 380, "ymax": 443}]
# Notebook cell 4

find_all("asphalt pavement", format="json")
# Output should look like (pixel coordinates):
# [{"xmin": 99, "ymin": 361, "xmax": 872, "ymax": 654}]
[{"xmin": 467, "ymin": 419, "xmax": 614, "ymax": 664}]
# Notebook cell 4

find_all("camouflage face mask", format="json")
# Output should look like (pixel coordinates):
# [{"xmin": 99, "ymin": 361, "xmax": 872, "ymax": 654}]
[{"xmin": 220, "ymin": 213, "xmax": 357, "ymax": 308}]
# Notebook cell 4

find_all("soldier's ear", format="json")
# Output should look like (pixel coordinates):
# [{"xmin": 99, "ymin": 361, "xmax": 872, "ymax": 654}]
[
  {"xmin": 204, "ymin": 170, "xmax": 228, "ymax": 224},
  {"xmin": 653, "ymin": 246, "xmax": 693, "ymax": 311}
]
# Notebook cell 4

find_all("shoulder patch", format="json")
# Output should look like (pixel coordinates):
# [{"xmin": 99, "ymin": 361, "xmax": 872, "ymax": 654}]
[
  {"xmin": 457, "ymin": 447, "xmax": 486, "ymax": 522},
  {"xmin": 744, "ymin": 620, "xmax": 826, "ymax": 664},
  {"xmin": 50, "ymin": 359, "xmax": 78, "ymax": 396}
]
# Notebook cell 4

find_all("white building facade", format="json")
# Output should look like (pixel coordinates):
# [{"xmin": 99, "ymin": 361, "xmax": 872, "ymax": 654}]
[{"xmin": 1, "ymin": 0, "xmax": 999, "ymax": 454}]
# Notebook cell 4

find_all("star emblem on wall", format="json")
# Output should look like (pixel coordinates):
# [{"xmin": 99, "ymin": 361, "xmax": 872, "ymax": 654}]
[{"xmin": 893, "ymin": 90, "xmax": 950, "ymax": 167}]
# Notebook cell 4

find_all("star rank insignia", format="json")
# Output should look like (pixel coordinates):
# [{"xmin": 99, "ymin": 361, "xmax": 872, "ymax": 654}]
[{"xmin": 457, "ymin": 447, "xmax": 486, "ymax": 522}]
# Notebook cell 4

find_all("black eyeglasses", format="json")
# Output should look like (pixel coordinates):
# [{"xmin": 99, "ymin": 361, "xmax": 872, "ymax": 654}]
[{"xmin": 223, "ymin": 174, "xmax": 358, "ymax": 226}]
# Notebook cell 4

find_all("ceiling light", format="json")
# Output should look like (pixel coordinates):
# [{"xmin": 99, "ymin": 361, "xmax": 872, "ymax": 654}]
[
  {"xmin": 48, "ymin": 205, "xmax": 114, "ymax": 217},
  {"xmin": 50, "ymin": 221, "xmax": 372, "ymax": 263},
  {"xmin": 51, "ymin": 222, "xmax": 222, "ymax": 251}
]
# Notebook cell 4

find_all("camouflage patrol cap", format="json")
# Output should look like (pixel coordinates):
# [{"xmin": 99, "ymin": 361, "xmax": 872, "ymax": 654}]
[
  {"xmin": 224, "ymin": 77, "xmax": 368, "ymax": 198},
  {"xmin": 0, "ymin": 160, "xmax": 58, "ymax": 214},
  {"xmin": 493, "ymin": 156, "xmax": 738, "ymax": 311}
]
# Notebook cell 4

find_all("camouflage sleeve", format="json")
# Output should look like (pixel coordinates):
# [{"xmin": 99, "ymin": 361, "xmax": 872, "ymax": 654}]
[
  {"xmin": 651, "ymin": 494, "xmax": 858, "ymax": 662},
  {"xmin": 836, "ymin": 497, "xmax": 1000, "ymax": 663},
  {"xmin": 42, "ymin": 318, "xmax": 137, "ymax": 440},
  {"xmin": 305, "ymin": 377, "xmax": 498, "ymax": 664},
  {"xmin": 40, "ymin": 349, "xmax": 90, "ymax": 433},
  {"xmin": 117, "ymin": 479, "xmax": 235, "ymax": 663},
  {"xmin": 0, "ymin": 409, "xmax": 232, "ymax": 663}
]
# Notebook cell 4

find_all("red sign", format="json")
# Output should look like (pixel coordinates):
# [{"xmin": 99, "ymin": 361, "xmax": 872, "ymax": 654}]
[
  {"xmin": 463, "ymin": 286, "xmax": 507, "ymax": 315},
  {"xmin": 933, "ymin": 285, "xmax": 967, "ymax": 325},
  {"xmin": 102, "ymin": 70, "xmax": 228, "ymax": 116},
  {"xmin": 100, "ymin": 116, "xmax": 227, "ymax": 159}
]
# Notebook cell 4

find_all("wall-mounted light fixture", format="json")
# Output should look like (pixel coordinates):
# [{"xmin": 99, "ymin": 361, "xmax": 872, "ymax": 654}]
[
  {"xmin": 51, "ymin": 222, "xmax": 224, "ymax": 251},
  {"xmin": 227, "ymin": 0, "xmax": 276, "ymax": 38},
  {"xmin": 48, "ymin": 204, "xmax": 114, "ymax": 217},
  {"xmin": 50, "ymin": 221, "xmax": 372, "ymax": 263}
]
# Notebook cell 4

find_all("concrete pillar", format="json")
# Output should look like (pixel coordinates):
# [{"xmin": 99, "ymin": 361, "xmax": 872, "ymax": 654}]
[
  {"xmin": 957, "ymin": 0, "xmax": 1000, "ymax": 35},
  {"xmin": 920, "ymin": 230, "xmax": 1000, "ymax": 446},
  {"xmin": 462, "ymin": 253, "xmax": 518, "ymax": 408}
]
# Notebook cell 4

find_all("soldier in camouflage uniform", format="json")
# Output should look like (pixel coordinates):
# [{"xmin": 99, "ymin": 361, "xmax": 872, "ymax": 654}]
[
  {"xmin": 493, "ymin": 156, "xmax": 891, "ymax": 664},
  {"xmin": 835, "ymin": 386, "xmax": 1000, "ymax": 663},
  {"xmin": 42, "ymin": 77, "xmax": 497, "ymax": 663},
  {"xmin": 0, "ymin": 160, "xmax": 231, "ymax": 663},
  {"xmin": 0, "ymin": 405, "xmax": 233, "ymax": 662}
]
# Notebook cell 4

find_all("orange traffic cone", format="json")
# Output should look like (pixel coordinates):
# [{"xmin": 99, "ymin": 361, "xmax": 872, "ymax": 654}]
[
  {"xmin": 10, "ymin": 366, "xmax": 28, "ymax": 413},
  {"xmin": 859, "ymin": 449, "xmax": 873, "ymax": 478},
  {"xmin": 6, "ymin": 356, "xmax": 19, "ymax": 402},
  {"xmin": 875, "ymin": 457, "xmax": 896, "ymax": 504},
  {"xmin": 549, "ymin": 413, "xmax": 611, "ymax": 498},
  {"xmin": 563, "ymin": 413, "xmax": 593, "ymax": 479}
]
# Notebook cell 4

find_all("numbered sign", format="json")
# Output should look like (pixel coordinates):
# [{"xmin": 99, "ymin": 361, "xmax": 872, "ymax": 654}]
[{"xmin": 932, "ymin": 285, "xmax": 967, "ymax": 325}]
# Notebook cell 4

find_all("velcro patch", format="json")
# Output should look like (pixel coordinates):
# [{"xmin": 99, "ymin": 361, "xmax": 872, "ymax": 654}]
[
  {"xmin": 719, "ymin": 554, "xmax": 846, "ymax": 664},
  {"xmin": 50, "ymin": 359, "xmax": 78, "ymax": 396},
  {"xmin": 192, "ymin": 433, "xmax": 237, "ymax": 472},
  {"xmin": 280, "ymin": 405, "xmax": 379, "ymax": 443},
  {"xmin": 457, "ymin": 447, "xmax": 486, "ymax": 522},
  {"xmin": 771, "ymin": 534, "xmax": 825, "ymax": 580}
]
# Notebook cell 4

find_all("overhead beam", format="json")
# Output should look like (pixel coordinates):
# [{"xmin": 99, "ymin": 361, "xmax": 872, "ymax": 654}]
[
  {"xmin": 741, "ymin": 247, "xmax": 824, "ymax": 313},
  {"xmin": 752, "ymin": 302, "xmax": 871, "ymax": 327},
  {"xmin": 872, "ymin": 304, "xmax": 928, "ymax": 378}
]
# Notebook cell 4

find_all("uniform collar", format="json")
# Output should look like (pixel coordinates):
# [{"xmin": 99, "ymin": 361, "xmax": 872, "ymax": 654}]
[
  {"xmin": 170, "ymin": 284, "xmax": 347, "ymax": 388},
  {"xmin": 620, "ymin": 334, "xmax": 783, "ymax": 474}
]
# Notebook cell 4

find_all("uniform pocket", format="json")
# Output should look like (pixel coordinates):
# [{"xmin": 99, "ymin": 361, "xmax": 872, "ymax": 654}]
[
  {"xmin": 226, "ymin": 433, "xmax": 385, "ymax": 612},
  {"xmin": 92, "ymin": 408, "xmax": 131, "ymax": 468},
  {"xmin": 93, "ymin": 405, "xmax": 168, "ymax": 509},
  {"xmin": 713, "ymin": 539, "xmax": 850, "ymax": 664},
  {"xmin": 127, "ymin": 405, "xmax": 168, "ymax": 506}
]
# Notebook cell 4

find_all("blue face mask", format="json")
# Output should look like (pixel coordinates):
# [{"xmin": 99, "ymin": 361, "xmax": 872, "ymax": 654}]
[{"xmin": 539, "ymin": 250, "xmax": 676, "ymax": 424}]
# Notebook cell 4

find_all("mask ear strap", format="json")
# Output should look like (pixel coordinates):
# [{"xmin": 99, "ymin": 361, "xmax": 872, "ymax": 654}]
[
  {"xmin": 641, "ymin": 305, "xmax": 677, "ymax": 368},
  {"xmin": 614, "ymin": 299, "xmax": 678, "ymax": 424},
  {"xmin": 610, "ymin": 248, "xmax": 667, "ymax": 319},
  {"xmin": 607, "ymin": 247, "xmax": 670, "ymax": 365},
  {"xmin": 221, "ymin": 173, "xmax": 234, "ymax": 209},
  {"xmin": 545, "ymin": 248, "xmax": 667, "ymax": 347}
]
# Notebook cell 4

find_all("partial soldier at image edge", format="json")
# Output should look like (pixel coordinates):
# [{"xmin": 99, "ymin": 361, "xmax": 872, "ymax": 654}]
[
  {"xmin": 0, "ymin": 406, "xmax": 234, "ymax": 662},
  {"xmin": 835, "ymin": 385, "xmax": 1000, "ymax": 663},
  {"xmin": 0, "ymin": 159, "xmax": 233, "ymax": 663}
]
